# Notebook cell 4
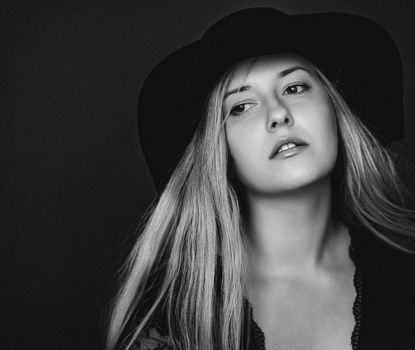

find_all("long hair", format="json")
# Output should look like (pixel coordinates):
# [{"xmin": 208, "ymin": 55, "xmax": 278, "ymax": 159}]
[{"xmin": 106, "ymin": 58, "xmax": 415, "ymax": 350}]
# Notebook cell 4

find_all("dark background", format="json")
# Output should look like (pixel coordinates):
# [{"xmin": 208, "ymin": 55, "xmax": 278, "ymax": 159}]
[{"xmin": 2, "ymin": 0, "xmax": 415, "ymax": 349}]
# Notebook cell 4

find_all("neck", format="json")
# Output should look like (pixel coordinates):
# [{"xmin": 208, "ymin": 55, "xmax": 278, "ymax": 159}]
[{"xmin": 243, "ymin": 175, "xmax": 347, "ymax": 278}]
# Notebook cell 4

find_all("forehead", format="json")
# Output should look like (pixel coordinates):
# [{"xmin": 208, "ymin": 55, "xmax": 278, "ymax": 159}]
[{"xmin": 227, "ymin": 53, "xmax": 315, "ymax": 88}]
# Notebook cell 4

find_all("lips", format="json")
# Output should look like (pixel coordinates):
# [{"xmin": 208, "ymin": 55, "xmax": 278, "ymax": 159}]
[{"xmin": 270, "ymin": 136, "xmax": 308, "ymax": 159}]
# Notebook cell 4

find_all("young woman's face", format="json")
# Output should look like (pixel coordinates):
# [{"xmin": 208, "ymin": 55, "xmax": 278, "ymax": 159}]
[{"xmin": 224, "ymin": 54, "xmax": 338, "ymax": 195}]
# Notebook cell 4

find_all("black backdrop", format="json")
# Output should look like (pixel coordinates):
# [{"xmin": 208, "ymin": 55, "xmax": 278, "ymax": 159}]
[{"xmin": 2, "ymin": 0, "xmax": 415, "ymax": 349}]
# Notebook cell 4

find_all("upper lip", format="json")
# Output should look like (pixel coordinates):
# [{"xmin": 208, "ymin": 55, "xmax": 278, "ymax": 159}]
[{"xmin": 270, "ymin": 136, "xmax": 308, "ymax": 158}]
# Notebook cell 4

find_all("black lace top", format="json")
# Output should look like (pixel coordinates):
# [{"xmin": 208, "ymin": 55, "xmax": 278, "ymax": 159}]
[{"xmin": 125, "ymin": 223, "xmax": 415, "ymax": 350}]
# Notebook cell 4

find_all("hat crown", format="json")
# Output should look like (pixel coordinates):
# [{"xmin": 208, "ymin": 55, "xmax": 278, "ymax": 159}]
[{"xmin": 202, "ymin": 7, "xmax": 288, "ymax": 39}]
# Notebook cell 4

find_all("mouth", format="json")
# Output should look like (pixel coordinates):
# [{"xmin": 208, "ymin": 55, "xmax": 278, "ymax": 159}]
[
  {"xmin": 270, "ymin": 137, "xmax": 309, "ymax": 159},
  {"xmin": 273, "ymin": 144, "xmax": 308, "ymax": 159}
]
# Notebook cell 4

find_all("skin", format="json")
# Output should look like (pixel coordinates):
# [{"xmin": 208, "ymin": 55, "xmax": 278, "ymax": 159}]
[{"xmin": 223, "ymin": 54, "xmax": 355, "ymax": 350}]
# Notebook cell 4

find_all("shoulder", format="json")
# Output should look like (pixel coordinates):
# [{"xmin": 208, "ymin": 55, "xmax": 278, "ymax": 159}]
[
  {"xmin": 349, "ymin": 222, "xmax": 415, "ymax": 312},
  {"xmin": 350, "ymin": 222, "xmax": 415, "ymax": 276},
  {"xmin": 349, "ymin": 223, "xmax": 415, "ymax": 347},
  {"xmin": 362, "ymin": 232, "xmax": 415, "ymax": 297}
]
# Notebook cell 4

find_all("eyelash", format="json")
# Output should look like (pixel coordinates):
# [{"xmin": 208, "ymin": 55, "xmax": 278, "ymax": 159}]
[
  {"xmin": 228, "ymin": 83, "xmax": 310, "ymax": 116},
  {"xmin": 229, "ymin": 102, "xmax": 256, "ymax": 116},
  {"xmin": 282, "ymin": 83, "xmax": 310, "ymax": 95}
]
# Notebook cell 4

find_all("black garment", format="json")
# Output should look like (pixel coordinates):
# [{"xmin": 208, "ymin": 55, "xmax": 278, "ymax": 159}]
[{"xmin": 128, "ymin": 223, "xmax": 415, "ymax": 349}]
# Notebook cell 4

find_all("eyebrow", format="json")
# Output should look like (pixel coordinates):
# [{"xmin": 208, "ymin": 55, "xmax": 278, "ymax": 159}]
[{"xmin": 223, "ymin": 66, "xmax": 312, "ymax": 100}]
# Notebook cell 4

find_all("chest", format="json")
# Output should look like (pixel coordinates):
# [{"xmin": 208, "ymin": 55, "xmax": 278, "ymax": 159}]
[{"xmin": 248, "ymin": 276, "xmax": 356, "ymax": 350}]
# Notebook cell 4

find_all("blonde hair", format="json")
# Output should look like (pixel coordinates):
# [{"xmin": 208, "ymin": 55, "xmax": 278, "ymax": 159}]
[{"xmin": 106, "ymin": 57, "xmax": 415, "ymax": 350}]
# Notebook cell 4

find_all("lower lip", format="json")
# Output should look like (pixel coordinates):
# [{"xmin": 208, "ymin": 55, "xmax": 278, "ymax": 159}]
[{"xmin": 273, "ymin": 145, "xmax": 308, "ymax": 159}]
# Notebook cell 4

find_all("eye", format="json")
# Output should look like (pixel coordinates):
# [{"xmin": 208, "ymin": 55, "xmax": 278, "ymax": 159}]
[
  {"xmin": 282, "ymin": 83, "xmax": 310, "ymax": 95},
  {"xmin": 229, "ymin": 102, "xmax": 255, "ymax": 116}
]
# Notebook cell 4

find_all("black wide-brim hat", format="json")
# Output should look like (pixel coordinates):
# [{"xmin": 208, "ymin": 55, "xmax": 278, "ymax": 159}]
[{"xmin": 138, "ymin": 7, "xmax": 404, "ymax": 193}]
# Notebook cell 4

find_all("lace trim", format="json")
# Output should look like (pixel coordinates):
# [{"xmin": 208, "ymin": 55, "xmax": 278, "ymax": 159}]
[
  {"xmin": 250, "ymin": 307, "xmax": 266, "ymax": 350},
  {"xmin": 349, "ymin": 238, "xmax": 363, "ymax": 350}
]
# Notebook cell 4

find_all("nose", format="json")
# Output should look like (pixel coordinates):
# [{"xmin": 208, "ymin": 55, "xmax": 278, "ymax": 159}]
[{"xmin": 267, "ymin": 101, "xmax": 294, "ymax": 132}]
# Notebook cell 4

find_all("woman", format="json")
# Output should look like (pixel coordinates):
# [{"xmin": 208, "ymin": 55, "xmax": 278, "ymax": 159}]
[{"xmin": 107, "ymin": 8, "xmax": 415, "ymax": 350}]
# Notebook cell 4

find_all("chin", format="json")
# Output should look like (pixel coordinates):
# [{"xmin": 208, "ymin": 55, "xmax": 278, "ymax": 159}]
[{"xmin": 248, "ymin": 168, "xmax": 332, "ymax": 195}]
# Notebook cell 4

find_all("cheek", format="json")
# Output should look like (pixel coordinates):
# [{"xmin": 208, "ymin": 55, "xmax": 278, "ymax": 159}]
[
  {"xmin": 322, "ymin": 103, "xmax": 338, "ymax": 145},
  {"xmin": 226, "ymin": 124, "xmax": 252, "ymax": 163},
  {"xmin": 311, "ymin": 104, "xmax": 338, "ymax": 163},
  {"xmin": 225, "ymin": 122, "xmax": 262, "ymax": 174},
  {"xmin": 304, "ymin": 96, "xmax": 337, "ymax": 143}
]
